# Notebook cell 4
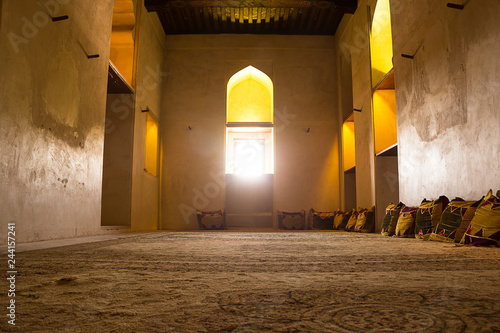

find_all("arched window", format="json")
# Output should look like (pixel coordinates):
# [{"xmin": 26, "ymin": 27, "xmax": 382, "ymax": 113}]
[
  {"xmin": 227, "ymin": 66, "xmax": 273, "ymax": 124},
  {"xmin": 226, "ymin": 66, "xmax": 274, "ymax": 176}
]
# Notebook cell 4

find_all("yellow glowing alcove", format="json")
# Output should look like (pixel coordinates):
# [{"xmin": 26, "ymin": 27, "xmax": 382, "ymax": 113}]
[
  {"xmin": 370, "ymin": 0, "xmax": 393, "ymax": 88},
  {"xmin": 373, "ymin": 90, "xmax": 397, "ymax": 154},
  {"xmin": 227, "ymin": 66, "xmax": 273, "ymax": 124},
  {"xmin": 145, "ymin": 113, "xmax": 158, "ymax": 177},
  {"xmin": 110, "ymin": 0, "xmax": 135, "ymax": 86},
  {"xmin": 342, "ymin": 118, "xmax": 356, "ymax": 172}
]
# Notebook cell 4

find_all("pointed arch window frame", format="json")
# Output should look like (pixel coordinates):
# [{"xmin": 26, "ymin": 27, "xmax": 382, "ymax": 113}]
[
  {"xmin": 225, "ymin": 66, "xmax": 275, "ymax": 175},
  {"xmin": 226, "ymin": 65, "xmax": 274, "ymax": 126}
]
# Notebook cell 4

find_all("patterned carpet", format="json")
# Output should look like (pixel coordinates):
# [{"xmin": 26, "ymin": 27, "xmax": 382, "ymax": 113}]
[{"xmin": 3, "ymin": 232, "xmax": 500, "ymax": 332}]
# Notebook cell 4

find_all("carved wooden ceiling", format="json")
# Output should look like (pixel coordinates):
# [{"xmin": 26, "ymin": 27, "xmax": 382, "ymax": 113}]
[{"xmin": 144, "ymin": 0, "xmax": 357, "ymax": 35}]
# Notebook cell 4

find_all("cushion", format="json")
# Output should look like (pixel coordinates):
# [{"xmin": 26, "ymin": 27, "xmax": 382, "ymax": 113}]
[
  {"xmin": 338, "ymin": 209, "xmax": 354, "ymax": 230},
  {"xmin": 197, "ymin": 210, "xmax": 226, "ymax": 230},
  {"xmin": 278, "ymin": 210, "xmax": 306, "ymax": 230},
  {"xmin": 414, "ymin": 196, "xmax": 449, "ymax": 240},
  {"xmin": 344, "ymin": 209, "xmax": 359, "ymax": 231},
  {"xmin": 430, "ymin": 198, "xmax": 482, "ymax": 243},
  {"xmin": 308, "ymin": 209, "xmax": 335, "ymax": 230},
  {"xmin": 394, "ymin": 206, "xmax": 418, "ymax": 238},
  {"xmin": 333, "ymin": 210, "xmax": 346, "ymax": 229},
  {"xmin": 461, "ymin": 190, "xmax": 500, "ymax": 246},
  {"xmin": 381, "ymin": 202, "xmax": 405, "ymax": 236},
  {"xmin": 354, "ymin": 206, "xmax": 375, "ymax": 233}
]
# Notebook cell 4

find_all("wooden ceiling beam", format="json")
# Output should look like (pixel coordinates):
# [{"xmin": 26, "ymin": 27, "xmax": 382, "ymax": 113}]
[
  {"xmin": 314, "ymin": 6, "xmax": 326, "ymax": 32},
  {"xmin": 322, "ymin": 8, "xmax": 336, "ymax": 34},
  {"xmin": 264, "ymin": 6, "xmax": 271, "ymax": 32},
  {"xmin": 222, "ymin": 7, "xmax": 228, "ymax": 32},
  {"xmin": 298, "ymin": 8, "xmax": 309, "ymax": 32},
  {"xmin": 164, "ymin": 9, "xmax": 177, "ymax": 33},
  {"xmin": 144, "ymin": 0, "xmax": 356, "ymax": 35},
  {"xmin": 172, "ymin": 7, "xmax": 187, "ymax": 32},
  {"xmin": 273, "ymin": 8, "xmax": 280, "ymax": 31},
  {"xmin": 212, "ymin": 7, "xmax": 220, "ymax": 31},
  {"xmin": 145, "ymin": 0, "xmax": 357, "ymax": 13},
  {"xmin": 202, "ymin": 7, "xmax": 211, "ymax": 32},
  {"xmin": 306, "ymin": 7, "xmax": 319, "ymax": 32},
  {"xmin": 289, "ymin": 7, "xmax": 298, "ymax": 34},
  {"xmin": 281, "ymin": 7, "xmax": 290, "ymax": 32}
]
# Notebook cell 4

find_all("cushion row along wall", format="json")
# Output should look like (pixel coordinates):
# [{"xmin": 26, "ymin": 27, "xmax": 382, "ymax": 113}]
[
  {"xmin": 461, "ymin": 190, "xmax": 500, "ymax": 246},
  {"xmin": 414, "ymin": 196, "xmax": 449, "ymax": 240},
  {"xmin": 381, "ymin": 190, "xmax": 500, "ymax": 246},
  {"xmin": 381, "ymin": 202, "xmax": 405, "ymax": 236},
  {"xmin": 429, "ymin": 198, "xmax": 482, "ymax": 243},
  {"xmin": 273, "ymin": 208, "xmax": 376, "ymax": 232}
]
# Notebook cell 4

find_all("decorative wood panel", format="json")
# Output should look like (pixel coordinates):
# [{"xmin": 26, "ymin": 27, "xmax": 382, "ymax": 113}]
[{"xmin": 145, "ymin": 0, "xmax": 357, "ymax": 35}]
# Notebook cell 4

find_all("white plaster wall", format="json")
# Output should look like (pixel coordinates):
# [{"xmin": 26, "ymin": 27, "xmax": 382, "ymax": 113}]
[
  {"xmin": 161, "ymin": 35, "xmax": 339, "ymax": 230},
  {"xmin": 0, "ymin": 0, "xmax": 114, "ymax": 243},
  {"xmin": 392, "ymin": 0, "xmax": 500, "ymax": 205}
]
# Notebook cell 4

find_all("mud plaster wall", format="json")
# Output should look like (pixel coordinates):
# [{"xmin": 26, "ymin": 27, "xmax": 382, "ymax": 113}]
[
  {"xmin": 130, "ymin": 2, "xmax": 166, "ymax": 231},
  {"xmin": 161, "ymin": 35, "xmax": 340, "ymax": 230},
  {"xmin": 391, "ymin": 0, "xmax": 500, "ymax": 205},
  {"xmin": 334, "ymin": 0, "xmax": 377, "ymax": 210},
  {"xmin": 101, "ymin": 94, "xmax": 134, "ymax": 226},
  {"xmin": 0, "ymin": 0, "xmax": 114, "ymax": 243},
  {"xmin": 375, "ymin": 155, "xmax": 399, "ymax": 231}
]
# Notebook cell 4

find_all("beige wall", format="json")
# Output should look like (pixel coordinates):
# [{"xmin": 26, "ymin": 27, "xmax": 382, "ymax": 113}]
[
  {"xmin": 0, "ymin": 0, "xmax": 114, "ymax": 243},
  {"xmin": 161, "ymin": 35, "xmax": 340, "ymax": 230},
  {"xmin": 130, "ymin": 1, "xmax": 166, "ymax": 231},
  {"xmin": 101, "ymin": 94, "xmax": 134, "ymax": 226},
  {"xmin": 334, "ymin": 0, "xmax": 377, "ymax": 210},
  {"xmin": 100, "ymin": 1, "xmax": 166, "ymax": 231},
  {"xmin": 391, "ymin": 0, "xmax": 500, "ymax": 205},
  {"xmin": 334, "ymin": 0, "xmax": 500, "ymax": 221},
  {"xmin": 375, "ymin": 155, "xmax": 399, "ymax": 230}
]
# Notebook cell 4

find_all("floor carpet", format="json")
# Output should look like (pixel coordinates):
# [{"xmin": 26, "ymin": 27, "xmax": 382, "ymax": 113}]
[{"xmin": 3, "ymin": 231, "xmax": 500, "ymax": 332}]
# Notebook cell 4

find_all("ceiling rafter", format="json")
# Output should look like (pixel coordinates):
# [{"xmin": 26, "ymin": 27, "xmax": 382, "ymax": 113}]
[{"xmin": 144, "ymin": 0, "xmax": 357, "ymax": 35}]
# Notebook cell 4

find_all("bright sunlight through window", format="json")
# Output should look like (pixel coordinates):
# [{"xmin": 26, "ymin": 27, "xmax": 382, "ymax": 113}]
[
  {"xmin": 226, "ymin": 127, "xmax": 273, "ymax": 176},
  {"xmin": 226, "ymin": 66, "xmax": 274, "ymax": 177}
]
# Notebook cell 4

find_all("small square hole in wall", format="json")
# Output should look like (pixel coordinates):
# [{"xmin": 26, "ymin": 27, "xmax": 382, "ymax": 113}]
[{"xmin": 145, "ymin": 113, "xmax": 158, "ymax": 177}]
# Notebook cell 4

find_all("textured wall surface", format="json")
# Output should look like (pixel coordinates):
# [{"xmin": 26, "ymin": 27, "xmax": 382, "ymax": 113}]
[
  {"xmin": 101, "ymin": 94, "xmax": 134, "ymax": 226},
  {"xmin": 375, "ymin": 155, "xmax": 399, "ymax": 231},
  {"xmin": 0, "ymin": 0, "xmax": 114, "ymax": 243},
  {"xmin": 130, "ymin": 2, "xmax": 166, "ymax": 231},
  {"xmin": 392, "ymin": 0, "xmax": 500, "ymax": 205},
  {"xmin": 334, "ymin": 0, "xmax": 377, "ymax": 210},
  {"xmin": 99, "ymin": 1, "xmax": 166, "ymax": 231},
  {"xmin": 161, "ymin": 35, "xmax": 339, "ymax": 230}
]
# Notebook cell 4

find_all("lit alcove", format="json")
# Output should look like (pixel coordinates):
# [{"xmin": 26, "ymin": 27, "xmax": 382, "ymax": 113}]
[
  {"xmin": 145, "ymin": 113, "xmax": 159, "ymax": 177},
  {"xmin": 109, "ymin": 0, "xmax": 135, "ymax": 88},
  {"xmin": 370, "ymin": 0, "xmax": 393, "ymax": 88},
  {"xmin": 370, "ymin": 0, "xmax": 399, "ymax": 231},
  {"xmin": 342, "ymin": 113, "xmax": 356, "ymax": 211},
  {"xmin": 225, "ymin": 66, "xmax": 274, "ymax": 228}
]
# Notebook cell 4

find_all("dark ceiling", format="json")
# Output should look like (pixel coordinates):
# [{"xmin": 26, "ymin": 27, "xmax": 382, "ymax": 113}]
[{"xmin": 144, "ymin": 0, "xmax": 357, "ymax": 35}]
